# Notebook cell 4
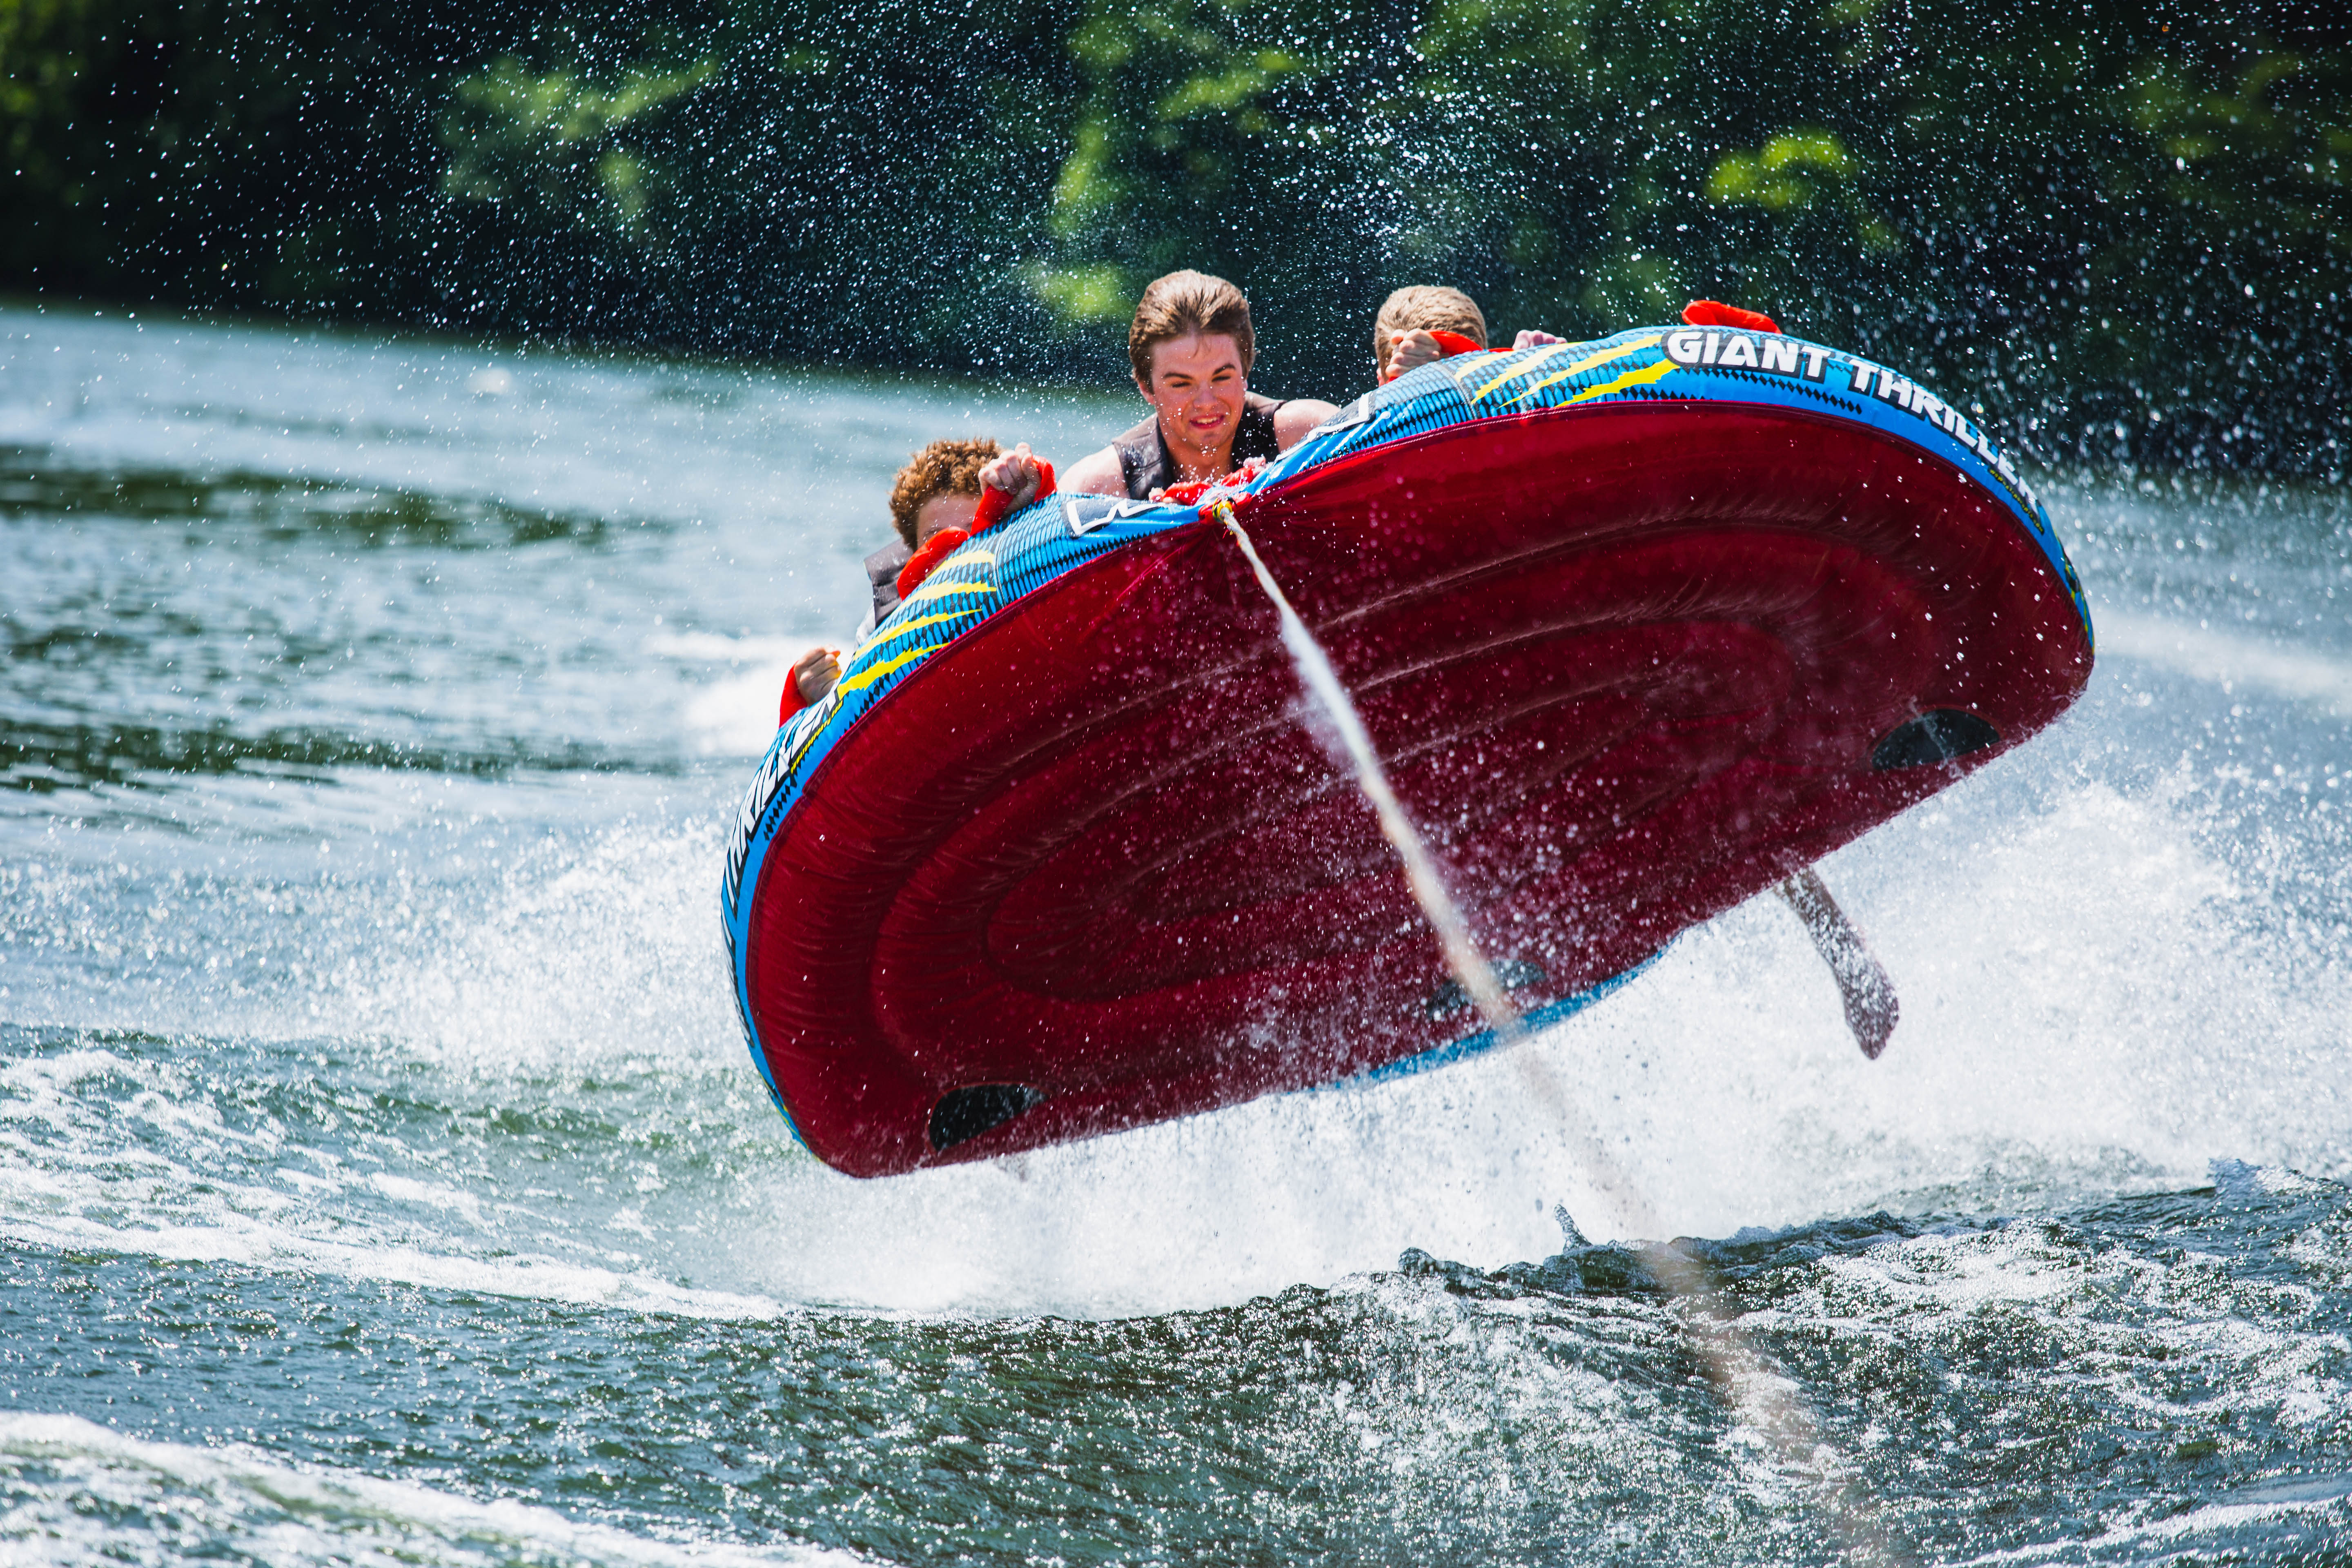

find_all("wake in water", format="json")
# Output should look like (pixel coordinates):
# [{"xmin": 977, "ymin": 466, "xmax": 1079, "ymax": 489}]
[
  {"xmin": 0, "ymin": 1413, "xmax": 856, "ymax": 1568},
  {"xmin": 8, "ymin": 1147, "xmax": 2352, "ymax": 1565}
]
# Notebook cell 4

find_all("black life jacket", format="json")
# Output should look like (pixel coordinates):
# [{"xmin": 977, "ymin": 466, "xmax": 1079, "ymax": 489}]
[
  {"xmin": 865, "ymin": 539, "xmax": 912, "ymax": 626},
  {"xmin": 1111, "ymin": 393, "xmax": 1287, "ymax": 501}
]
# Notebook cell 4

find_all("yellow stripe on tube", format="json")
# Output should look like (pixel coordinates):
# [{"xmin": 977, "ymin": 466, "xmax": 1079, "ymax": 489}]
[
  {"xmin": 835, "ymin": 643, "xmax": 936, "ymax": 696},
  {"xmin": 900, "ymin": 578, "xmax": 998, "ymax": 608},
  {"xmin": 1562, "ymin": 356, "xmax": 1679, "ymax": 405},
  {"xmin": 1469, "ymin": 342, "xmax": 1574, "ymax": 401},
  {"xmin": 1443, "ymin": 351, "xmax": 1505, "ymax": 387},
  {"xmin": 1511, "ymin": 335, "xmax": 1666, "ymax": 403},
  {"xmin": 862, "ymin": 606, "xmax": 987, "ymax": 653}
]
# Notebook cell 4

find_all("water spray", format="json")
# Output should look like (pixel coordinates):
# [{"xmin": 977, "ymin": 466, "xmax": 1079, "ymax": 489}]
[
  {"xmin": 1215, "ymin": 501, "xmax": 1913, "ymax": 1566},
  {"xmin": 1216, "ymin": 504, "xmax": 1523, "ymax": 1041}
]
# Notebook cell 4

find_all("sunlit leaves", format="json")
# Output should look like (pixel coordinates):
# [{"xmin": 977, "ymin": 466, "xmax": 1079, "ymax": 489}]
[
  {"xmin": 441, "ymin": 56, "xmax": 717, "ymax": 254},
  {"xmin": 1050, "ymin": 119, "xmax": 1123, "ymax": 238},
  {"xmin": 1031, "ymin": 261, "xmax": 1133, "ymax": 324},
  {"xmin": 1037, "ymin": 0, "xmax": 1370, "ymax": 366},
  {"xmin": 1707, "ymin": 131, "xmax": 1854, "ymax": 212},
  {"xmin": 1156, "ymin": 49, "xmax": 1302, "ymax": 128},
  {"xmin": 2128, "ymin": 52, "xmax": 2350, "ymax": 234},
  {"xmin": 1706, "ymin": 131, "xmax": 1894, "ymax": 259}
]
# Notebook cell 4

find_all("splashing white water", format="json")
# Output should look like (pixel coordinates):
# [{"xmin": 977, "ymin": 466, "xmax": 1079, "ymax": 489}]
[
  {"xmin": 1215, "ymin": 501, "xmax": 1912, "ymax": 1565},
  {"xmin": 1213, "ymin": 506, "xmax": 1524, "ymax": 1040},
  {"xmin": 0, "ymin": 1414, "xmax": 855, "ymax": 1568}
]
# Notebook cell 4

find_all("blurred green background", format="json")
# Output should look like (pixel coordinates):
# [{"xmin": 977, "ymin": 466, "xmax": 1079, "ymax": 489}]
[{"xmin": 4, "ymin": 0, "xmax": 2344, "ymax": 471}]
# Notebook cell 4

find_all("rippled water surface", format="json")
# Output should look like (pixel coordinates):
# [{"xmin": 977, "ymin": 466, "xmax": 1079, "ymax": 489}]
[{"xmin": 3, "ymin": 304, "xmax": 2348, "ymax": 1564}]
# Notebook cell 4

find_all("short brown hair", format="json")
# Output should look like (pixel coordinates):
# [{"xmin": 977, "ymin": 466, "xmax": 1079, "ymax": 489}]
[
  {"xmin": 1374, "ymin": 286, "xmax": 1489, "ymax": 376},
  {"xmin": 888, "ymin": 438, "xmax": 1000, "ymax": 548},
  {"xmin": 1128, "ymin": 270, "xmax": 1255, "ymax": 385}
]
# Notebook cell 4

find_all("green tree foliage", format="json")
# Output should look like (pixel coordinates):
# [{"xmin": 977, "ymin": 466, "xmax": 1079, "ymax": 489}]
[
  {"xmin": 4, "ymin": 0, "xmax": 526, "ymax": 314},
  {"xmin": 3, "ymin": 0, "xmax": 2344, "ymax": 470},
  {"xmin": 2, "ymin": 0, "xmax": 223, "ymax": 287},
  {"xmin": 441, "ymin": 56, "xmax": 716, "ymax": 255},
  {"xmin": 1, "ymin": 0, "xmax": 109, "ymax": 278},
  {"xmin": 414, "ymin": 0, "xmax": 1085, "ymax": 360},
  {"xmin": 1033, "ymin": 0, "xmax": 1411, "ymax": 379},
  {"xmin": 428, "ymin": 47, "xmax": 721, "ymax": 339},
  {"xmin": 1370, "ymin": 0, "xmax": 2348, "ymax": 466}
]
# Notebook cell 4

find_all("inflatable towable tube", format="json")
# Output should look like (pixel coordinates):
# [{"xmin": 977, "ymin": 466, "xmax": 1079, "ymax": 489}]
[{"xmin": 724, "ymin": 325, "xmax": 2095, "ymax": 1177}]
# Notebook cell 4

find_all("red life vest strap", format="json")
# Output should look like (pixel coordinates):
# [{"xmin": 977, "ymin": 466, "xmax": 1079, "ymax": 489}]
[
  {"xmin": 1155, "ymin": 454, "xmax": 1267, "ymax": 507},
  {"xmin": 895, "ymin": 525, "xmax": 973, "ymax": 601}
]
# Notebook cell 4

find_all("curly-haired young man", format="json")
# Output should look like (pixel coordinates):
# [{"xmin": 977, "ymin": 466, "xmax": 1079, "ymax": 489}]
[{"xmin": 782, "ymin": 437, "xmax": 1002, "ymax": 716}]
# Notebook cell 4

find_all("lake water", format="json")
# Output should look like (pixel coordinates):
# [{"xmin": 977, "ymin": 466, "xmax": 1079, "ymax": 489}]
[{"xmin": 2, "ymin": 303, "xmax": 2348, "ymax": 1564}]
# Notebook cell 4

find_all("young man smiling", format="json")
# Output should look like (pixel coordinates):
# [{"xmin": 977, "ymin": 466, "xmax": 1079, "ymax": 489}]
[{"xmin": 1059, "ymin": 270, "xmax": 1337, "ymax": 500}]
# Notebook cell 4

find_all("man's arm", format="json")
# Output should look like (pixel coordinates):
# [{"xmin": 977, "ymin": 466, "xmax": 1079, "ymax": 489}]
[
  {"xmin": 1061, "ymin": 443, "xmax": 1127, "ymax": 496},
  {"xmin": 1273, "ymin": 399, "xmax": 1341, "ymax": 449}
]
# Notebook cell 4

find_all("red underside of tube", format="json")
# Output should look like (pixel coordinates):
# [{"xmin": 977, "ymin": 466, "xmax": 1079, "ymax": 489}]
[{"xmin": 744, "ymin": 401, "xmax": 2091, "ymax": 1176}]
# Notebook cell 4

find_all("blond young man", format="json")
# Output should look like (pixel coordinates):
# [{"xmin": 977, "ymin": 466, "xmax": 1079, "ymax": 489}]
[{"xmin": 1375, "ymin": 284, "xmax": 1564, "ymax": 383}]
